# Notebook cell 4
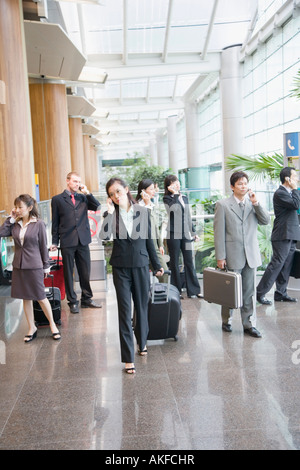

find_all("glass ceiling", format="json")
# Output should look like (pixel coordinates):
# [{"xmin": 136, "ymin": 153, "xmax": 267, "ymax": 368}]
[{"xmin": 55, "ymin": 0, "xmax": 257, "ymax": 156}]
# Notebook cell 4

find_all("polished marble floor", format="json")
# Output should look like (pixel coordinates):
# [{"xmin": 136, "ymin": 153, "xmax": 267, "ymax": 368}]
[{"xmin": 0, "ymin": 275, "xmax": 300, "ymax": 450}]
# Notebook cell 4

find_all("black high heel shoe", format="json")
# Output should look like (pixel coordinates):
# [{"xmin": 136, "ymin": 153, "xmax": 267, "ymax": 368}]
[
  {"xmin": 24, "ymin": 329, "xmax": 37, "ymax": 343},
  {"xmin": 52, "ymin": 331, "xmax": 61, "ymax": 341}
]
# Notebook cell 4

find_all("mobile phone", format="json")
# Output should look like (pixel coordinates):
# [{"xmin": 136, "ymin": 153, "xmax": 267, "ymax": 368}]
[
  {"xmin": 79, "ymin": 185, "xmax": 82, "ymax": 191},
  {"xmin": 141, "ymin": 189, "xmax": 147, "ymax": 197},
  {"xmin": 285, "ymin": 176, "xmax": 291, "ymax": 183}
]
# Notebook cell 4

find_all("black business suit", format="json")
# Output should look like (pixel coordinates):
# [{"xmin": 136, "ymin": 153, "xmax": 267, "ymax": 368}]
[
  {"xmin": 100, "ymin": 204, "xmax": 161, "ymax": 363},
  {"xmin": 257, "ymin": 185, "xmax": 300, "ymax": 297},
  {"xmin": 51, "ymin": 190, "xmax": 100, "ymax": 305},
  {"xmin": 163, "ymin": 193, "xmax": 200, "ymax": 297}
]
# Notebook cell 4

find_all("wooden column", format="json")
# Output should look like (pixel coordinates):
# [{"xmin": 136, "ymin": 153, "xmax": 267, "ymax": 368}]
[
  {"xmin": 29, "ymin": 83, "xmax": 72, "ymax": 200},
  {"xmin": 83, "ymin": 134, "xmax": 91, "ymax": 190},
  {"xmin": 69, "ymin": 117, "xmax": 86, "ymax": 181},
  {"xmin": 90, "ymin": 146, "xmax": 99, "ymax": 192},
  {"xmin": 0, "ymin": 0, "xmax": 35, "ymax": 213}
]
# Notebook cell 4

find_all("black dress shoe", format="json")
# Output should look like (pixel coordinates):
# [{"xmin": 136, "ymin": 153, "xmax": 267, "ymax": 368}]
[
  {"xmin": 256, "ymin": 294, "xmax": 272, "ymax": 305},
  {"xmin": 274, "ymin": 292, "xmax": 297, "ymax": 302},
  {"xmin": 244, "ymin": 327, "xmax": 262, "ymax": 338},
  {"xmin": 69, "ymin": 303, "xmax": 79, "ymax": 314},
  {"xmin": 81, "ymin": 300, "xmax": 102, "ymax": 308},
  {"xmin": 222, "ymin": 323, "xmax": 232, "ymax": 332}
]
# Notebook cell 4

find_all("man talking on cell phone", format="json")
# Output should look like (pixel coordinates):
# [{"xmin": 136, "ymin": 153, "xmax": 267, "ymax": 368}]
[
  {"xmin": 214, "ymin": 171, "xmax": 270, "ymax": 337},
  {"xmin": 50, "ymin": 171, "xmax": 102, "ymax": 314},
  {"xmin": 256, "ymin": 166, "xmax": 300, "ymax": 306}
]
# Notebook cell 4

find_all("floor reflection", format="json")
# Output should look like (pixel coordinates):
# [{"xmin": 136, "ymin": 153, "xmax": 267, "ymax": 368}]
[{"xmin": 0, "ymin": 277, "xmax": 300, "ymax": 450}]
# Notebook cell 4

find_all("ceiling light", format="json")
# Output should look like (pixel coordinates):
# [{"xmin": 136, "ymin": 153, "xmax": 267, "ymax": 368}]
[
  {"xmin": 78, "ymin": 67, "xmax": 108, "ymax": 85},
  {"xmin": 54, "ymin": 1, "xmax": 105, "ymax": 5}
]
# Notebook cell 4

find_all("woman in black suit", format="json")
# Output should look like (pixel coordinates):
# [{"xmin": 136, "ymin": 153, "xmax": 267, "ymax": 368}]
[
  {"xmin": 100, "ymin": 177, "xmax": 164, "ymax": 374},
  {"xmin": 0, "ymin": 194, "xmax": 61, "ymax": 342},
  {"xmin": 163, "ymin": 175, "xmax": 201, "ymax": 299}
]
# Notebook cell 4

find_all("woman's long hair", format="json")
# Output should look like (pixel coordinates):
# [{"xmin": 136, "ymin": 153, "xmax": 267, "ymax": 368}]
[
  {"xmin": 14, "ymin": 194, "xmax": 39, "ymax": 218},
  {"xmin": 135, "ymin": 178, "xmax": 154, "ymax": 202},
  {"xmin": 105, "ymin": 177, "xmax": 135, "ymax": 207},
  {"xmin": 164, "ymin": 175, "xmax": 178, "ymax": 195}
]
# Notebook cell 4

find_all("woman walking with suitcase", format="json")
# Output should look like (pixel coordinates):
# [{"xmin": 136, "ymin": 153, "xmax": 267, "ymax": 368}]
[
  {"xmin": 0, "ymin": 194, "xmax": 61, "ymax": 342},
  {"xmin": 100, "ymin": 178, "xmax": 163, "ymax": 374}
]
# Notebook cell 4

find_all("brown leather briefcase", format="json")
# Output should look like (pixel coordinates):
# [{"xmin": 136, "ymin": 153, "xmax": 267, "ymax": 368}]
[{"xmin": 203, "ymin": 267, "xmax": 243, "ymax": 309}]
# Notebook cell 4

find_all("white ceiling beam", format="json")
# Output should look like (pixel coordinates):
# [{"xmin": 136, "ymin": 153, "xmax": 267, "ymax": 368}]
[
  {"xmin": 172, "ymin": 75, "xmax": 178, "ymax": 101},
  {"xmin": 146, "ymin": 78, "xmax": 150, "ymax": 104},
  {"xmin": 87, "ymin": 52, "xmax": 221, "ymax": 79},
  {"xmin": 123, "ymin": 0, "xmax": 129, "ymax": 65},
  {"xmin": 77, "ymin": 4, "xmax": 87, "ymax": 57},
  {"xmin": 201, "ymin": 0, "xmax": 219, "ymax": 60},
  {"xmin": 102, "ymin": 134, "xmax": 153, "ymax": 143},
  {"xmin": 92, "ymin": 100, "xmax": 184, "ymax": 116},
  {"xmin": 162, "ymin": 0, "xmax": 174, "ymax": 63},
  {"xmin": 98, "ymin": 121, "xmax": 167, "ymax": 132}
]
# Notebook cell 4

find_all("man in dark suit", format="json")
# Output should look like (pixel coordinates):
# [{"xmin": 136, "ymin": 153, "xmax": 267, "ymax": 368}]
[
  {"xmin": 51, "ymin": 172, "xmax": 101, "ymax": 313},
  {"xmin": 257, "ymin": 167, "xmax": 300, "ymax": 305}
]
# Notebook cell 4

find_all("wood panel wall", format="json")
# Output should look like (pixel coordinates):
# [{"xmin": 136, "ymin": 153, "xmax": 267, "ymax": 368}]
[
  {"xmin": 30, "ymin": 83, "xmax": 72, "ymax": 200},
  {"xmin": 69, "ymin": 117, "xmax": 86, "ymax": 181},
  {"xmin": 82, "ymin": 134, "xmax": 91, "ymax": 190},
  {"xmin": 0, "ymin": 0, "xmax": 35, "ymax": 213}
]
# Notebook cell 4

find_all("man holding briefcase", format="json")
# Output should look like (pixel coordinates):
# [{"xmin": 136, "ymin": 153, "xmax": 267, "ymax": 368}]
[{"xmin": 214, "ymin": 171, "xmax": 270, "ymax": 337}]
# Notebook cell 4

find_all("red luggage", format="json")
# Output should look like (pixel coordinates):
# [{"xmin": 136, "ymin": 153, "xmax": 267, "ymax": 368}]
[{"xmin": 44, "ymin": 254, "xmax": 65, "ymax": 300}]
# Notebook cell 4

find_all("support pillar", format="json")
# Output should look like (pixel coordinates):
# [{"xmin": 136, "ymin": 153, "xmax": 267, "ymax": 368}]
[
  {"xmin": 83, "ymin": 135, "xmax": 91, "ymax": 189},
  {"xmin": 90, "ymin": 146, "xmax": 99, "ymax": 192},
  {"xmin": 149, "ymin": 139, "xmax": 158, "ymax": 166},
  {"xmin": 220, "ymin": 45, "xmax": 243, "ymax": 194},
  {"xmin": 156, "ymin": 132, "xmax": 167, "ymax": 168},
  {"xmin": 69, "ymin": 117, "xmax": 86, "ymax": 181},
  {"xmin": 185, "ymin": 102, "xmax": 200, "ymax": 168},
  {"xmin": 0, "ymin": 0, "xmax": 35, "ymax": 213},
  {"xmin": 29, "ymin": 83, "xmax": 72, "ymax": 200},
  {"xmin": 167, "ymin": 115, "xmax": 178, "ymax": 173}
]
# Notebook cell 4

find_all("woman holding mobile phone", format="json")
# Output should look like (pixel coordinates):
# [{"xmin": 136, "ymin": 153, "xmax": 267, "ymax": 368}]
[
  {"xmin": 100, "ymin": 177, "xmax": 164, "ymax": 374},
  {"xmin": 163, "ymin": 175, "xmax": 201, "ymax": 299},
  {"xmin": 0, "ymin": 194, "xmax": 61, "ymax": 342},
  {"xmin": 136, "ymin": 179, "xmax": 168, "ymax": 283}
]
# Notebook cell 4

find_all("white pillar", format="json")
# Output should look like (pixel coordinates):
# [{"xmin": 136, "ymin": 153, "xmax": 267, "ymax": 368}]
[
  {"xmin": 185, "ymin": 101, "xmax": 200, "ymax": 167},
  {"xmin": 149, "ymin": 139, "xmax": 158, "ymax": 165},
  {"xmin": 156, "ymin": 131, "xmax": 168, "ymax": 168},
  {"xmin": 167, "ymin": 115, "xmax": 178, "ymax": 173},
  {"xmin": 220, "ymin": 45, "xmax": 243, "ymax": 194}
]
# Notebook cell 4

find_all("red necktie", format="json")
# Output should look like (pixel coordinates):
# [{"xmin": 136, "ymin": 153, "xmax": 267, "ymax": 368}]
[{"xmin": 71, "ymin": 194, "xmax": 75, "ymax": 205}]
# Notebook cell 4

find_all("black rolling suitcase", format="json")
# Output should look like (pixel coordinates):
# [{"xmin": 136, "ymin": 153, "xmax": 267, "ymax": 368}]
[
  {"xmin": 33, "ymin": 274, "xmax": 62, "ymax": 326},
  {"xmin": 147, "ymin": 271, "xmax": 182, "ymax": 341}
]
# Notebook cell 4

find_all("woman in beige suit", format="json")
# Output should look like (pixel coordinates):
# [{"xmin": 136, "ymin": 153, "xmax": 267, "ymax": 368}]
[{"xmin": 0, "ymin": 194, "xmax": 61, "ymax": 342}]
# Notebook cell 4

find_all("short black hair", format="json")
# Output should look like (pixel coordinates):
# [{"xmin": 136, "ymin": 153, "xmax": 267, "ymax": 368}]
[
  {"xmin": 230, "ymin": 171, "xmax": 249, "ymax": 187},
  {"xmin": 279, "ymin": 166, "xmax": 295, "ymax": 184}
]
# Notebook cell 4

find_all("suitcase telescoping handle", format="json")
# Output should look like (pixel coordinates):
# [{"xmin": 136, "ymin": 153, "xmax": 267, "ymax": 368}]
[
  {"xmin": 45, "ymin": 273, "xmax": 55, "ymax": 301},
  {"xmin": 48, "ymin": 246, "xmax": 61, "ymax": 271},
  {"xmin": 151, "ymin": 269, "xmax": 171, "ymax": 303}
]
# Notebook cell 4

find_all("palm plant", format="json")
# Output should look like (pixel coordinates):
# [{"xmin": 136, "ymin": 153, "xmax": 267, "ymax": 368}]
[
  {"xmin": 226, "ymin": 153, "xmax": 284, "ymax": 182},
  {"xmin": 290, "ymin": 68, "xmax": 300, "ymax": 100}
]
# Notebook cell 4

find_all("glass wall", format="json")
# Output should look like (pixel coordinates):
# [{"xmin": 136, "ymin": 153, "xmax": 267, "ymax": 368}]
[{"xmin": 243, "ymin": 14, "xmax": 300, "ymax": 157}]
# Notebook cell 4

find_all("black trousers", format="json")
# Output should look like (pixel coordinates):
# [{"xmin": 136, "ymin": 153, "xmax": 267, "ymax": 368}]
[
  {"xmin": 167, "ymin": 237, "xmax": 200, "ymax": 297},
  {"xmin": 61, "ymin": 243, "xmax": 93, "ymax": 305},
  {"xmin": 256, "ymin": 239, "xmax": 296, "ymax": 297},
  {"xmin": 112, "ymin": 265, "xmax": 149, "ymax": 363}
]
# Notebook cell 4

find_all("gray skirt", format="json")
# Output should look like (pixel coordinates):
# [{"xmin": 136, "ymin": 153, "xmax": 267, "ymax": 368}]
[{"xmin": 11, "ymin": 268, "xmax": 46, "ymax": 301}]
